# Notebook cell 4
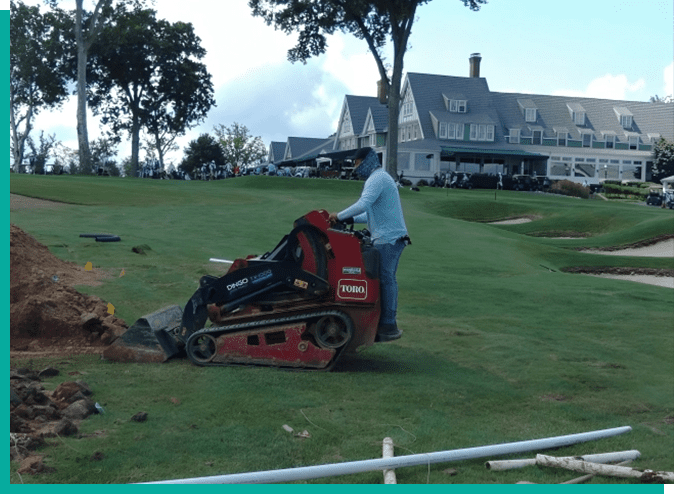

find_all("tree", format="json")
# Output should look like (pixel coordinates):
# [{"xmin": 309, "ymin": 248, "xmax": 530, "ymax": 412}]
[
  {"xmin": 213, "ymin": 123, "xmax": 267, "ymax": 171},
  {"xmin": 651, "ymin": 138, "xmax": 674, "ymax": 183},
  {"xmin": 248, "ymin": 0, "xmax": 487, "ymax": 177},
  {"xmin": 87, "ymin": 6, "xmax": 209, "ymax": 176},
  {"xmin": 46, "ymin": 0, "xmax": 120, "ymax": 174},
  {"xmin": 650, "ymin": 94, "xmax": 673, "ymax": 104},
  {"xmin": 26, "ymin": 131, "xmax": 58, "ymax": 174},
  {"xmin": 10, "ymin": 1, "xmax": 71, "ymax": 172},
  {"xmin": 179, "ymin": 134, "xmax": 227, "ymax": 176},
  {"xmin": 88, "ymin": 4, "xmax": 215, "ymax": 177}
]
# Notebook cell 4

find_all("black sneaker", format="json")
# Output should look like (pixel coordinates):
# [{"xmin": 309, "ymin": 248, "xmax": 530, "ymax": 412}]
[{"xmin": 375, "ymin": 323, "xmax": 402, "ymax": 342}]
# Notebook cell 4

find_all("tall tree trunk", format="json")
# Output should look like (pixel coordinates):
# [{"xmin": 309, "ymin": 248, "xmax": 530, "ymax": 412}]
[
  {"xmin": 75, "ymin": 0, "xmax": 92, "ymax": 174},
  {"xmin": 76, "ymin": 44, "xmax": 92, "ymax": 174},
  {"xmin": 9, "ymin": 84, "xmax": 33, "ymax": 173},
  {"xmin": 384, "ymin": 6, "xmax": 415, "ymax": 179},
  {"xmin": 131, "ymin": 114, "xmax": 141, "ymax": 177}
]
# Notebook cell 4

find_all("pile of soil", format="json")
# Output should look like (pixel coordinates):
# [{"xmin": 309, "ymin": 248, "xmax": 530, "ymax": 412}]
[
  {"xmin": 10, "ymin": 224, "xmax": 128, "ymax": 359},
  {"xmin": 10, "ymin": 366, "xmax": 100, "ymax": 475}
]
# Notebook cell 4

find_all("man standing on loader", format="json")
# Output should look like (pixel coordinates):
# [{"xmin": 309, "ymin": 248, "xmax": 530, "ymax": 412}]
[{"xmin": 329, "ymin": 147, "xmax": 410, "ymax": 343}]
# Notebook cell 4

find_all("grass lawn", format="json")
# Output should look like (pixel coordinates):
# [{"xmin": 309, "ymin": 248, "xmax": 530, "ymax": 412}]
[{"xmin": 9, "ymin": 174, "xmax": 674, "ymax": 484}]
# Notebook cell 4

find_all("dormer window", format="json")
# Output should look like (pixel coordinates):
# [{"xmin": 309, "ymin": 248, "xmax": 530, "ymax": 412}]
[
  {"xmin": 443, "ymin": 94, "xmax": 467, "ymax": 113},
  {"xmin": 554, "ymin": 127, "xmax": 568, "ymax": 146},
  {"xmin": 518, "ymin": 99, "xmax": 538, "ymax": 123},
  {"xmin": 627, "ymin": 134, "xmax": 638, "ymax": 150},
  {"xmin": 567, "ymin": 102, "xmax": 586, "ymax": 126},
  {"xmin": 579, "ymin": 129, "xmax": 593, "ymax": 148},
  {"xmin": 449, "ymin": 99, "xmax": 467, "ymax": 113},
  {"xmin": 603, "ymin": 132, "xmax": 616, "ymax": 149},
  {"xmin": 614, "ymin": 107, "xmax": 633, "ymax": 129},
  {"xmin": 508, "ymin": 128, "xmax": 520, "ymax": 144}
]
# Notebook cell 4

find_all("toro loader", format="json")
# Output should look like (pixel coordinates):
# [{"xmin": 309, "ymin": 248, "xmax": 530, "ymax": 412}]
[{"xmin": 117, "ymin": 210, "xmax": 387, "ymax": 370}]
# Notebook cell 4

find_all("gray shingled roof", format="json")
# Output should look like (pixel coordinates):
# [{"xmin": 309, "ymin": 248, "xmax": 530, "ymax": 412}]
[
  {"xmin": 285, "ymin": 137, "xmax": 334, "ymax": 160},
  {"xmin": 404, "ymin": 73, "xmax": 502, "ymax": 141},
  {"xmin": 268, "ymin": 141, "xmax": 286, "ymax": 163},
  {"xmin": 402, "ymin": 72, "xmax": 673, "ymax": 147},
  {"xmin": 491, "ymin": 92, "xmax": 674, "ymax": 142},
  {"xmin": 367, "ymin": 104, "xmax": 389, "ymax": 133},
  {"xmin": 344, "ymin": 95, "xmax": 376, "ymax": 132}
]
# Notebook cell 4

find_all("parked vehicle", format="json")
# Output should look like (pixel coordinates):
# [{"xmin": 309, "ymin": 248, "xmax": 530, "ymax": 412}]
[
  {"xmin": 646, "ymin": 187, "xmax": 664, "ymax": 206},
  {"xmin": 449, "ymin": 172, "xmax": 472, "ymax": 189},
  {"xmin": 511, "ymin": 174, "xmax": 536, "ymax": 191}
]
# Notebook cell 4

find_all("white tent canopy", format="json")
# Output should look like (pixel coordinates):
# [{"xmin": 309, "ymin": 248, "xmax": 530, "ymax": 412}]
[{"xmin": 660, "ymin": 175, "xmax": 674, "ymax": 188}]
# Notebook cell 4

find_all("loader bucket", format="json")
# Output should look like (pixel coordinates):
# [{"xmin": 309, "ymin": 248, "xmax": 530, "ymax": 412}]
[{"xmin": 102, "ymin": 305, "xmax": 184, "ymax": 363}]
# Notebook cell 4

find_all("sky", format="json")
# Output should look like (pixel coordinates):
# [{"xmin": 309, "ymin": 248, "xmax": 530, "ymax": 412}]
[{"xmin": 9, "ymin": 0, "xmax": 674, "ymax": 168}]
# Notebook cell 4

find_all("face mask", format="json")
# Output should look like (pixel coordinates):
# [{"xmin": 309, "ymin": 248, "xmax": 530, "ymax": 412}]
[{"xmin": 354, "ymin": 151, "xmax": 379, "ymax": 179}]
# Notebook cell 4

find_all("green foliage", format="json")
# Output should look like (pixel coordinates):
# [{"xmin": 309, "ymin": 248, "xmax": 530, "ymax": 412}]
[
  {"xmin": 651, "ymin": 137, "xmax": 674, "ymax": 182},
  {"xmin": 213, "ymin": 122, "xmax": 267, "ymax": 169},
  {"xmin": 602, "ymin": 183, "xmax": 649, "ymax": 201},
  {"xmin": 549, "ymin": 179, "xmax": 590, "ymax": 199},
  {"xmin": 179, "ymin": 133, "xmax": 226, "ymax": 175},
  {"xmin": 10, "ymin": 175, "xmax": 674, "ymax": 483},
  {"xmin": 10, "ymin": 0, "xmax": 72, "ymax": 171},
  {"xmin": 89, "ymin": 3, "xmax": 215, "ymax": 175}
]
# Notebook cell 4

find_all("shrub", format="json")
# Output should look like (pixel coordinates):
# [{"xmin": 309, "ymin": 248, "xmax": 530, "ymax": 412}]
[
  {"xmin": 550, "ymin": 180, "xmax": 590, "ymax": 199},
  {"xmin": 416, "ymin": 179, "xmax": 429, "ymax": 187}
]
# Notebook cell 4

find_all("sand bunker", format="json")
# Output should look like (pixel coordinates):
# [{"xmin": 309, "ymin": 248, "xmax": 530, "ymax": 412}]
[
  {"xmin": 489, "ymin": 217, "xmax": 534, "ymax": 225},
  {"xmin": 579, "ymin": 238, "xmax": 674, "ymax": 258}
]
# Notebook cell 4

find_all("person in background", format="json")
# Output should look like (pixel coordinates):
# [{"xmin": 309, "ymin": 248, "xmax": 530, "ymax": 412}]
[{"xmin": 328, "ymin": 147, "xmax": 410, "ymax": 342}]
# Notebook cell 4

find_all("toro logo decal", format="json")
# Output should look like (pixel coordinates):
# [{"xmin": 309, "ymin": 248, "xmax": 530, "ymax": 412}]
[{"xmin": 337, "ymin": 279, "xmax": 368, "ymax": 300}]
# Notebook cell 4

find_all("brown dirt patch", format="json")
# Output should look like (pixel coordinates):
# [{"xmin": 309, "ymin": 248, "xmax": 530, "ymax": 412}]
[
  {"xmin": 10, "ymin": 224, "xmax": 128, "ymax": 361},
  {"xmin": 10, "ymin": 193, "xmax": 71, "ymax": 211}
]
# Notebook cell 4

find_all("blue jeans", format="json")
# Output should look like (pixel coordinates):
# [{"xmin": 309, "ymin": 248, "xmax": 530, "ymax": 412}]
[{"xmin": 374, "ymin": 239, "xmax": 406, "ymax": 326}]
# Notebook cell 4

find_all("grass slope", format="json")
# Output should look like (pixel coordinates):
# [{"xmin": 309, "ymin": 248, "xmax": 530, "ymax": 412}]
[{"xmin": 10, "ymin": 174, "xmax": 674, "ymax": 484}]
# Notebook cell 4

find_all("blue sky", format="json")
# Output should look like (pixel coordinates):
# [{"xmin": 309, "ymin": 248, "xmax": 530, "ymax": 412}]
[{"xmin": 10, "ymin": 0, "xmax": 674, "ymax": 167}]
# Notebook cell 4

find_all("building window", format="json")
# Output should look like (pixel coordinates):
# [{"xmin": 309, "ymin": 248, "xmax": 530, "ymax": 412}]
[
  {"xmin": 449, "ymin": 99, "xmax": 467, "ymax": 113},
  {"xmin": 470, "ymin": 124, "xmax": 495, "ymax": 142},
  {"xmin": 509, "ymin": 128, "xmax": 520, "ymax": 144},
  {"xmin": 449, "ymin": 122, "xmax": 461, "ymax": 140},
  {"xmin": 557, "ymin": 131, "xmax": 567, "ymax": 146},
  {"xmin": 605, "ymin": 134, "xmax": 615, "ymax": 148},
  {"xmin": 532, "ymin": 130, "xmax": 542, "ymax": 145},
  {"xmin": 582, "ymin": 133, "xmax": 592, "ymax": 148},
  {"xmin": 628, "ymin": 135, "xmax": 638, "ymax": 150},
  {"xmin": 525, "ymin": 108, "xmax": 537, "ymax": 123},
  {"xmin": 574, "ymin": 111, "xmax": 585, "ymax": 126},
  {"xmin": 439, "ymin": 122, "xmax": 447, "ymax": 139},
  {"xmin": 614, "ymin": 107, "xmax": 633, "ymax": 129},
  {"xmin": 401, "ymin": 89, "xmax": 415, "ymax": 123}
]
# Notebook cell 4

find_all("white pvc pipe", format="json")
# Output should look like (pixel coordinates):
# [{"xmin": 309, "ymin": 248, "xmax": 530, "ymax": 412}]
[
  {"xmin": 140, "ymin": 426, "xmax": 631, "ymax": 484},
  {"xmin": 382, "ymin": 437, "xmax": 397, "ymax": 484},
  {"xmin": 485, "ymin": 449, "xmax": 641, "ymax": 471}
]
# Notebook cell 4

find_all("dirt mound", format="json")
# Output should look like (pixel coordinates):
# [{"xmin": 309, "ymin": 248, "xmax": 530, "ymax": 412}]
[{"xmin": 10, "ymin": 224, "xmax": 128, "ymax": 358}]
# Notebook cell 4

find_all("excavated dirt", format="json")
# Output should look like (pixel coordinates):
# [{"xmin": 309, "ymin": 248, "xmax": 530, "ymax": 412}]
[
  {"xmin": 10, "ymin": 366, "xmax": 100, "ymax": 474},
  {"xmin": 10, "ymin": 223, "xmax": 128, "ymax": 360}
]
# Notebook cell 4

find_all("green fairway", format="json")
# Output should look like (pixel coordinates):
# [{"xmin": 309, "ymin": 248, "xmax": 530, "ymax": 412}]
[{"xmin": 10, "ymin": 174, "xmax": 674, "ymax": 484}]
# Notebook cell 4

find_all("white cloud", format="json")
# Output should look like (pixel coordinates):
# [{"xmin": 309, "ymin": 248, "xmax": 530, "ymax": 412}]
[
  {"xmin": 553, "ymin": 73, "xmax": 646, "ymax": 100},
  {"xmin": 321, "ymin": 36, "xmax": 381, "ymax": 97}
]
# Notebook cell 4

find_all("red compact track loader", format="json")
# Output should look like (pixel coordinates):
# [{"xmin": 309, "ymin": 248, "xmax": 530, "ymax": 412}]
[{"xmin": 119, "ymin": 210, "xmax": 385, "ymax": 370}]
